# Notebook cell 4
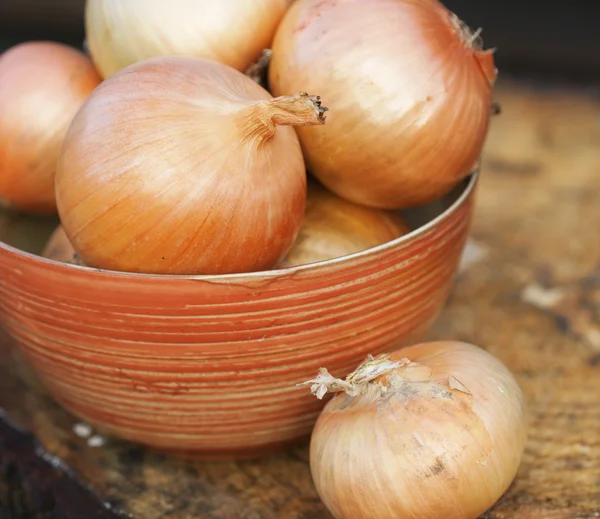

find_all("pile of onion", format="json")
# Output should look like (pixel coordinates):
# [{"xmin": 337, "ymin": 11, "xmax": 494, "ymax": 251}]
[
  {"xmin": 55, "ymin": 56, "xmax": 327, "ymax": 275},
  {"xmin": 303, "ymin": 341, "xmax": 528, "ymax": 519},
  {"xmin": 269, "ymin": 0, "xmax": 497, "ymax": 209},
  {"xmin": 85, "ymin": 0, "xmax": 293, "ymax": 78},
  {"xmin": 280, "ymin": 178, "xmax": 410, "ymax": 267},
  {"xmin": 5, "ymin": 0, "xmax": 502, "ymax": 274},
  {"xmin": 47, "ymin": 178, "xmax": 411, "ymax": 271},
  {"xmin": 0, "ymin": 41, "xmax": 101, "ymax": 213}
]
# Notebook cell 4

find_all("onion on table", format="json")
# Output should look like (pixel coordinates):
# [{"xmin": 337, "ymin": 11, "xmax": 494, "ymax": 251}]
[
  {"xmin": 279, "ymin": 179, "xmax": 410, "ymax": 267},
  {"xmin": 85, "ymin": 0, "xmax": 293, "ymax": 78},
  {"xmin": 303, "ymin": 341, "xmax": 528, "ymax": 519},
  {"xmin": 269, "ymin": 0, "xmax": 497, "ymax": 209},
  {"xmin": 0, "ymin": 41, "xmax": 101, "ymax": 214},
  {"xmin": 55, "ymin": 55, "xmax": 327, "ymax": 275}
]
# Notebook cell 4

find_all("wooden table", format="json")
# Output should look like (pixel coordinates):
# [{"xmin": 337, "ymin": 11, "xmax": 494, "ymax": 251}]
[{"xmin": 1, "ymin": 78, "xmax": 600, "ymax": 518}]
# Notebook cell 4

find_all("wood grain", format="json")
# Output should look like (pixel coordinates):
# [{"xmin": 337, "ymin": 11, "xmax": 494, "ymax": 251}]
[{"xmin": 1, "ymin": 78, "xmax": 600, "ymax": 517}]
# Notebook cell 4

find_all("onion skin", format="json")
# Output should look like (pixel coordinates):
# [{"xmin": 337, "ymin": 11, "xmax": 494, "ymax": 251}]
[
  {"xmin": 47, "ymin": 183, "xmax": 411, "ymax": 268},
  {"xmin": 85, "ymin": 0, "xmax": 293, "ymax": 79},
  {"xmin": 56, "ymin": 56, "xmax": 327, "ymax": 275},
  {"xmin": 41, "ymin": 225, "xmax": 78, "ymax": 264},
  {"xmin": 269, "ymin": 0, "xmax": 497, "ymax": 209},
  {"xmin": 0, "ymin": 41, "xmax": 101, "ymax": 214},
  {"xmin": 307, "ymin": 341, "xmax": 528, "ymax": 519},
  {"xmin": 279, "ymin": 179, "xmax": 410, "ymax": 267}
]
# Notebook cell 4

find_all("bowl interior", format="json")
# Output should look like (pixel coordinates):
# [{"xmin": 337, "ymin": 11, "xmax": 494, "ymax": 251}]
[{"xmin": 0, "ymin": 176, "xmax": 472, "ymax": 268}]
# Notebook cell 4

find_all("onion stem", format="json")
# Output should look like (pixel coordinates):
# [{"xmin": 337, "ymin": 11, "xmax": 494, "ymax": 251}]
[
  {"xmin": 301, "ymin": 352, "xmax": 474, "ymax": 399},
  {"xmin": 448, "ymin": 13, "xmax": 483, "ymax": 51},
  {"xmin": 241, "ymin": 92, "xmax": 328, "ymax": 143},
  {"xmin": 299, "ymin": 354, "xmax": 408, "ymax": 399}
]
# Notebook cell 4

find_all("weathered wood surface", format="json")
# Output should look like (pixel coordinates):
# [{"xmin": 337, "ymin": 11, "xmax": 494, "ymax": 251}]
[{"xmin": 1, "ymin": 78, "xmax": 600, "ymax": 518}]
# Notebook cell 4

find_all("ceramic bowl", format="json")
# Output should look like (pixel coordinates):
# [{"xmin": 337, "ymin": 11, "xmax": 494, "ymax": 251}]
[{"xmin": 0, "ymin": 173, "xmax": 477, "ymax": 460}]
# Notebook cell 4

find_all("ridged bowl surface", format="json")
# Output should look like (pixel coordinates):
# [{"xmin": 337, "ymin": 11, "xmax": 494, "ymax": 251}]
[{"xmin": 0, "ymin": 175, "xmax": 477, "ymax": 459}]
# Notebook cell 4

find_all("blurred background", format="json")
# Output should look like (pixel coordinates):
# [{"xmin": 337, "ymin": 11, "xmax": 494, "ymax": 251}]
[{"xmin": 1, "ymin": 0, "xmax": 599, "ymax": 83}]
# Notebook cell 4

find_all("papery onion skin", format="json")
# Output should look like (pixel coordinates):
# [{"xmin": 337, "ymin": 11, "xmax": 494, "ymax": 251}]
[
  {"xmin": 85, "ymin": 0, "xmax": 293, "ymax": 79},
  {"xmin": 0, "ymin": 41, "xmax": 101, "ymax": 214},
  {"xmin": 42, "ymin": 225, "xmax": 78, "ymax": 264},
  {"xmin": 56, "ymin": 56, "xmax": 327, "ymax": 275},
  {"xmin": 308, "ymin": 341, "xmax": 528, "ymax": 519},
  {"xmin": 279, "ymin": 178, "xmax": 410, "ymax": 267},
  {"xmin": 269, "ymin": 0, "xmax": 497, "ymax": 209}
]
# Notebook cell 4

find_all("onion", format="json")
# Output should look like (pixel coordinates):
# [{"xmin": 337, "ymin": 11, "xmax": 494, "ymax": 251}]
[
  {"xmin": 279, "ymin": 178, "xmax": 410, "ymax": 267},
  {"xmin": 269, "ymin": 0, "xmax": 497, "ymax": 209},
  {"xmin": 0, "ymin": 41, "xmax": 101, "ymax": 214},
  {"xmin": 55, "ymin": 56, "xmax": 327, "ymax": 275},
  {"xmin": 302, "ymin": 341, "xmax": 528, "ymax": 519},
  {"xmin": 85, "ymin": 0, "xmax": 293, "ymax": 79}
]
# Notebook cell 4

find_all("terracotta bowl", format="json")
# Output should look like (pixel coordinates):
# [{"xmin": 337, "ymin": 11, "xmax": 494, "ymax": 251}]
[{"xmin": 0, "ymin": 173, "xmax": 477, "ymax": 460}]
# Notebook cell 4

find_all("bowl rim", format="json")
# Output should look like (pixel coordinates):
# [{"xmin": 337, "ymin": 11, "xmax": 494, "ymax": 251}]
[{"xmin": 0, "ymin": 171, "xmax": 479, "ymax": 281}]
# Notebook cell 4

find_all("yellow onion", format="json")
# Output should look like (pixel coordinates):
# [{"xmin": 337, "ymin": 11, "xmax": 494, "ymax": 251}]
[
  {"xmin": 279, "ymin": 179, "xmax": 410, "ymax": 267},
  {"xmin": 56, "ymin": 56, "xmax": 327, "ymax": 275},
  {"xmin": 269, "ymin": 0, "xmax": 497, "ymax": 209},
  {"xmin": 0, "ymin": 41, "xmax": 101, "ymax": 213},
  {"xmin": 85, "ymin": 0, "xmax": 293, "ymax": 79},
  {"xmin": 303, "ymin": 341, "xmax": 528, "ymax": 519}
]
